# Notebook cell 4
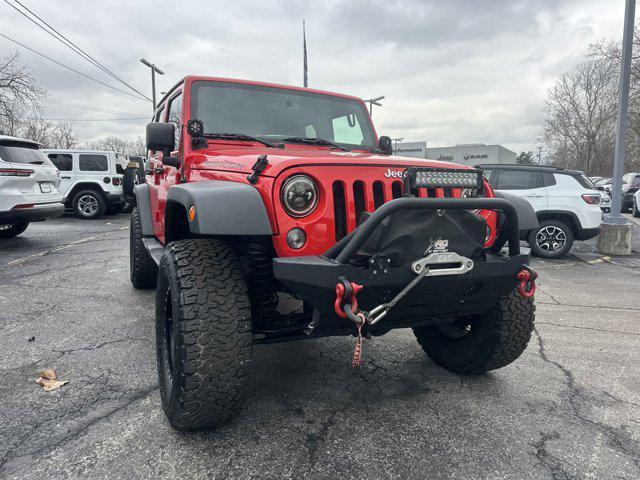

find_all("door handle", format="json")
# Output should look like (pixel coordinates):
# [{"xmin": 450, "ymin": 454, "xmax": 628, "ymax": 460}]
[
  {"xmin": 525, "ymin": 194, "xmax": 543, "ymax": 198},
  {"xmin": 61, "ymin": 176, "xmax": 71, "ymax": 179}
]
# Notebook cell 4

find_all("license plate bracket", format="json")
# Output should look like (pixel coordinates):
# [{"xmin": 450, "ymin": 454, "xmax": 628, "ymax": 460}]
[{"xmin": 39, "ymin": 182, "xmax": 53, "ymax": 193}]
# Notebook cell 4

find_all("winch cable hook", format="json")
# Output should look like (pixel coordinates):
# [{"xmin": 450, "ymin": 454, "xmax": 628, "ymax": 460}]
[{"xmin": 517, "ymin": 265, "xmax": 537, "ymax": 298}]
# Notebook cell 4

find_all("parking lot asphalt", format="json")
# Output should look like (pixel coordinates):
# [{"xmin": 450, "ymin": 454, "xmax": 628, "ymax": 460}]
[{"xmin": 1, "ymin": 214, "xmax": 639, "ymax": 480}]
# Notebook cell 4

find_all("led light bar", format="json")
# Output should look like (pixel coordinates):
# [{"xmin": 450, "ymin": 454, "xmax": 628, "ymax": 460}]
[{"xmin": 405, "ymin": 167, "xmax": 483, "ymax": 190}]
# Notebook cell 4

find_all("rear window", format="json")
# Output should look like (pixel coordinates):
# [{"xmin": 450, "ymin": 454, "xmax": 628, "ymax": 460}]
[
  {"xmin": 48, "ymin": 153, "xmax": 73, "ymax": 171},
  {"xmin": 0, "ymin": 143, "xmax": 51, "ymax": 165},
  {"xmin": 79, "ymin": 154, "xmax": 108, "ymax": 172},
  {"xmin": 494, "ymin": 170, "xmax": 542, "ymax": 190}
]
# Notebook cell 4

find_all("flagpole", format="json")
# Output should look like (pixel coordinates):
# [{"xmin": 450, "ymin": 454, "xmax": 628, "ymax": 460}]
[{"xmin": 303, "ymin": 19, "xmax": 308, "ymax": 87}]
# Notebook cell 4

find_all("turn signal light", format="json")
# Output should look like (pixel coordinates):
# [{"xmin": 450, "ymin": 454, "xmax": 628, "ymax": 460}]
[{"xmin": 188, "ymin": 206, "xmax": 196, "ymax": 222}]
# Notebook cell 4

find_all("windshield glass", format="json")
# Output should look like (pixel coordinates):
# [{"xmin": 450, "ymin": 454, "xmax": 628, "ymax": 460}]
[
  {"xmin": 191, "ymin": 81, "xmax": 377, "ymax": 150},
  {"xmin": 0, "ymin": 143, "xmax": 52, "ymax": 165}
]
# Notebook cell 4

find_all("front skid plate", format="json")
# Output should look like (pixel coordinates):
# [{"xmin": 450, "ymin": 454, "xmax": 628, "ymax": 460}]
[{"xmin": 273, "ymin": 252, "xmax": 530, "ymax": 332}]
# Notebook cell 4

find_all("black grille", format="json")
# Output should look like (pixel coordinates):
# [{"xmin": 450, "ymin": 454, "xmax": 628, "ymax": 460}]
[
  {"xmin": 373, "ymin": 181, "xmax": 385, "ymax": 210},
  {"xmin": 333, "ymin": 181, "xmax": 347, "ymax": 241},
  {"xmin": 391, "ymin": 181, "xmax": 403, "ymax": 199},
  {"xmin": 353, "ymin": 181, "xmax": 366, "ymax": 225}
]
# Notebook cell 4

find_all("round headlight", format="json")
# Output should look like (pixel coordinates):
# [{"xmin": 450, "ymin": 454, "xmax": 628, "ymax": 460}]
[{"xmin": 281, "ymin": 175, "xmax": 318, "ymax": 217}]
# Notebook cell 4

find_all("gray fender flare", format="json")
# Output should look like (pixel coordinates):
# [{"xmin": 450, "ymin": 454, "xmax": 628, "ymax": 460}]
[
  {"xmin": 493, "ymin": 191, "xmax": 539, "ymax": 233},
  {"xmin": 166, "ymin": 180, "xmax": 273, "ymax": 235},
  {"xmin": 133, "ymin": 183, "xmax": 154, "ymax": 236}
]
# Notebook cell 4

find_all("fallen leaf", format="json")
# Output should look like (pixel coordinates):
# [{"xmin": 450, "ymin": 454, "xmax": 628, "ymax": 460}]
[
  {"xmin": 36, "ymin": 378, "xmax": 68, "ymax": 391},
  {"xmin": 38, "ymin": 369, "xmax": 57, "ymax": 380},
  {"xmin": 35, "ymin": 369, "xmax": 68, "ymax": 391}
]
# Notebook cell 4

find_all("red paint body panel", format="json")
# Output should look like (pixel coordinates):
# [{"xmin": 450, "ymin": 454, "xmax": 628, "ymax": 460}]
[{"xmin": 149, "ymin": 76, "xmax": 498, "ymax": 255}]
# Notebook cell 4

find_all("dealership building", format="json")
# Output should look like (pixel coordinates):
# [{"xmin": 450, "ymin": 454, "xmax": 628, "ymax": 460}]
[{"xmin": 393, "ymin": 142, "xmax": 517, "ymax": 166}]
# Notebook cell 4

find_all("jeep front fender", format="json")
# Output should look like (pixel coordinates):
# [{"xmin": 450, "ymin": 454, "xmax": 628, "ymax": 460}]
[{"xmin": 166, "ymin": 181, "xmax": 273, "ymax": 236}]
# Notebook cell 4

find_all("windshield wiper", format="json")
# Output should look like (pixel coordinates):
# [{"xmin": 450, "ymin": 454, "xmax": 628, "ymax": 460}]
[
  {"xmin": 202, "ymin": 133, "xmax": 279, "ymax": 148},
  {"xmin": 281, "ymin": 137, "xmax": 351, "ymax": 151}
]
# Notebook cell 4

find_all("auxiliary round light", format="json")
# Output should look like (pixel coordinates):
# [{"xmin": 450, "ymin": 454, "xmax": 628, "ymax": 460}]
[{"xmin": 286, "ymin": 228, "xmax": 306, "ymax": 250}]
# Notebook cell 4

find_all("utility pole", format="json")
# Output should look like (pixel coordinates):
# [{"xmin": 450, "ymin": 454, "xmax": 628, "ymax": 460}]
[
  {"xmin": 537, "ymin": 146, "xmax": 542, "ymax": 165},
  {"xmin": 365, "ymin": 96, "xmax": 385, "ymax": 116},
  {"xmin": 140, "ymin": 58, "xmax": 164, "ymax": 111},
  {"xmin": 391, "ymin": 137, "xmax": 404, "ymax": 154},
  {"xmin": 597, "ymin": 0, "xmax": 634, "ymax": 255}
]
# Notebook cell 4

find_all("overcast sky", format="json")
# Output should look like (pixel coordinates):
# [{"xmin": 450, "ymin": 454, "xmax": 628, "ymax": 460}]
[{"xmin": 0, "ymin": 0, "xmax": 632, "ymax": 154}]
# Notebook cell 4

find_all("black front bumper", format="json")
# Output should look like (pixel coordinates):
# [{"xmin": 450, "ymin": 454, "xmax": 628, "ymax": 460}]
[
  {"xmin": 0, "ymin": 202, "xmax": 65, "ymax": 224},
  {"xmin": 273, "ymin": 197, "xmax": 530, "ymax": 336}
]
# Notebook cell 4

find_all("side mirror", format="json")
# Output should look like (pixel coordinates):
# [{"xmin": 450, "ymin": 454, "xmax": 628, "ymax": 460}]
[
  {"xmin": 378, "ymin": 135, "xmax": 393, "ymax": 155},
  {"xmin": 146, "ymin": 122, "xmax": 175, "ymax": 156}
]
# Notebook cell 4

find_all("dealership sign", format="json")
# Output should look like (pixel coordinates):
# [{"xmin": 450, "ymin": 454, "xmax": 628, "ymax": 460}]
[{"xmin": 393, "ymin": 141, "xmax": 427, "ymax": 158}]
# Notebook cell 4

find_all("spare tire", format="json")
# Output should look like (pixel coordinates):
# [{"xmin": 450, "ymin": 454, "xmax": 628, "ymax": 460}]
[{"xmin": 123, "ymin": 167, "xmax": 140, "ymax": 196}]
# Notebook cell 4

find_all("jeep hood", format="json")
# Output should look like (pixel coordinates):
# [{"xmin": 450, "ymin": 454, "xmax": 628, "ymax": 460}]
[{"xmin": 188, "ymin": 145, "xmax": 473, "ymax": 177}]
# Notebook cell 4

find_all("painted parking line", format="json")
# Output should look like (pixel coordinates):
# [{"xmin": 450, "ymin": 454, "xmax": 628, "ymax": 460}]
[{"xmin": 5, "ymin": 226, "xmax": 128, "ymax": 267}]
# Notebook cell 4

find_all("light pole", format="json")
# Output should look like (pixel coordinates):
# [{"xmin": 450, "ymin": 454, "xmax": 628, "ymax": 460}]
[
  {"xmin": 365, "ymin": 96, "xmax": 385, "ymax": 116},
  {"xmin": 597, "ymin": 0, "xmax": 634, "ymax": 255},
  {"xmin": 140, "ymin": 58, "xmax": 164, "ymax": 111},
  {"xmin": 391, "ymin": 137, "xmax": 404, "ymax": 154}
]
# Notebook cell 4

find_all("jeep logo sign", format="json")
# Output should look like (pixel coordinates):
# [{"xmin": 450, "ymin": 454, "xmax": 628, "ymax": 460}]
[{"xmin": 384, "ymin": 168, "xmax": 407, "ymax": 178}]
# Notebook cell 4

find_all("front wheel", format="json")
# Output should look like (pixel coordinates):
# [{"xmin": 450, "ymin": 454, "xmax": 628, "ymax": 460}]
[
  {"xmin": 156, "ymin": 239, "xmax": 252, "ymax": 430},
  {"xmin": 129, "ymin": 207, "xmax": 157, "ymax": 289},
  {"xmin": 528, "ymin": 220, "xmax": 574, "ymax": 259},
  {"xmin": 413, "ymin": 289, "xmax": 535, "ymax": 375},
  {"xmin": 0, "ymin": 222, "xmax": 29, "ymax": 238}
]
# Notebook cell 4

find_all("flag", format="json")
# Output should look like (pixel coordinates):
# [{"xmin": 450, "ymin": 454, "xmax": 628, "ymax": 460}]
[{"xmin": 303, "ymin": 19, "xmax": 308, "ymax": 87}]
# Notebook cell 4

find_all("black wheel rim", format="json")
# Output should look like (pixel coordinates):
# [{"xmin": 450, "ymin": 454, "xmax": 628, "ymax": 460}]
[{"xmin": 535, "ymin": 225, "xmax": 567, "ymax": 254}]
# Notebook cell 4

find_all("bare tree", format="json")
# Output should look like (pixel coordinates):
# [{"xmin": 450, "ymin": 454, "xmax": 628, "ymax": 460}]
[
  {"xmin": 591, "ymin": 29, "xmax": 640, "ymax": 171},
  {"xmin": 86, "ymin": 135, "xmax": 146, "ymax": 155},
  {"xmin": 0, "ymin": 52, "xmax": 44, "ymax": 133},
  {"xmin": 542, "ymin": 58, "xmax": 618, "ymax": 175}
]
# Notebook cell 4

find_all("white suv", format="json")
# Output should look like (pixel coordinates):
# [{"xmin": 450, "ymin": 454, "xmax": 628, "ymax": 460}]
[
  {"xmin": 41, "ymin": 149, "xmax": 127, "ymax": 219},
  {"xmin": 0, "ymin": 135, "xmax": 64, "ymax": 237},
  {"xmin": 480, "ymin": 164, "xmax": 603, "ymax": 258}
]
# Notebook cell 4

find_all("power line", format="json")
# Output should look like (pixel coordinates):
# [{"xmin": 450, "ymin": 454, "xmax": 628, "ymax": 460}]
[
  {"xmin": 29, "ymin": 117, "xmax": 148, "ymax": 122},
  {"xmin": 43, "ymin": 98, "xmax": 146, "ymax": 116},
  {"xmin": 0, "ymin": 32, "xmax": 148, "ymax": 101},
  {"xmin": 4, "ymin": 0, "xmax": 151, "ymax": 102}
]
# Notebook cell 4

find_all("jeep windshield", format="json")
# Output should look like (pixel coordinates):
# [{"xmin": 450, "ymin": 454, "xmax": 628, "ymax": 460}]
[{"xmin": 191, "ymin": 81, "xmax": 377, "ymax": 151}]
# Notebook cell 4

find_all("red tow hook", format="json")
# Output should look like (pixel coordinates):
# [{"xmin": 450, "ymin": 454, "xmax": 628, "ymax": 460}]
[
  {"xmin": 334, "ymin": 277, "xmax": 363, "ymax": 318},
  {"xmin": 517, "ymin": 266, "xmax": 537, "ymax": 298}
]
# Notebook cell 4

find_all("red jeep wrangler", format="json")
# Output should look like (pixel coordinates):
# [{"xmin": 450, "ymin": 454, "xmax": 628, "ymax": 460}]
[{"xmin": 130, "ymin": 76, "xmax": 538, "ymax": 431}]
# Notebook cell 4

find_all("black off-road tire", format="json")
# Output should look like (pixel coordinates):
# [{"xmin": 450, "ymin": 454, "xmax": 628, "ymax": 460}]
[
  {"xmin": 123, "ymin": 167, "xmax": 140, "ymax": 196},
  {"xmin": 528, "ymin": 219, "xmax": 574, "ymax": 259},
  {"xmin": 156, "ymin": 239, "xmax": 252, "ymax": 431},
  {"xmin": 413, "ymin": 289, "xmax": 535, "ymax": 375},
  {"xmin": 633, "ymin": 198, "xmax": 640, "ymax": 218},
  {"xmin": 0, "ymin": 222, "xmax": 29, "ymax": 238},
  {"xmin": 129, "ymin": 207, "xmax": 157, "ymax": 289},
  {"xmin": 72, "ymin": 189, "xmax": 106, "ymax": 219},
  {"xmin": 120, "ymin": 197, "xmax": 134, "ymax": 214}
]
